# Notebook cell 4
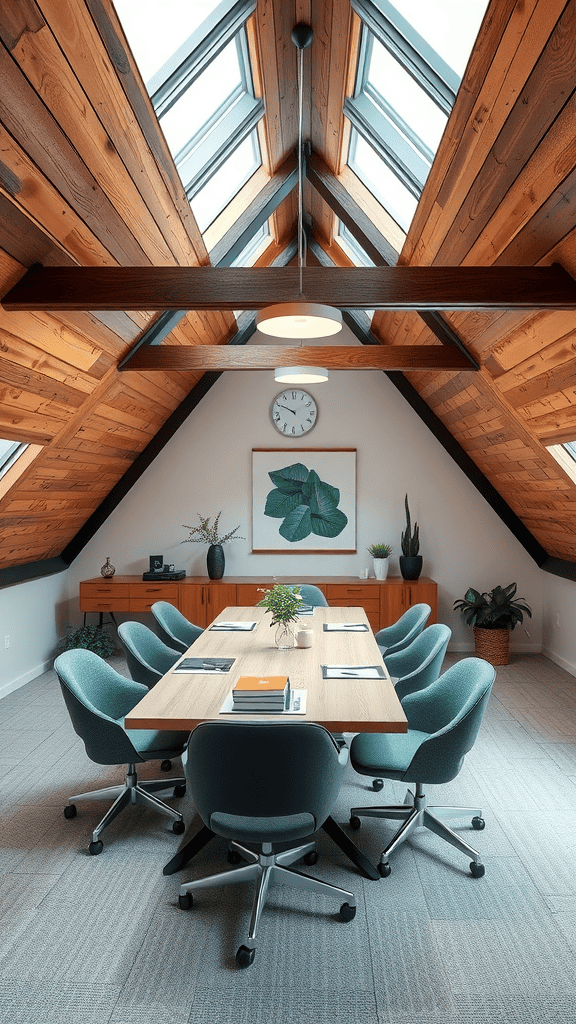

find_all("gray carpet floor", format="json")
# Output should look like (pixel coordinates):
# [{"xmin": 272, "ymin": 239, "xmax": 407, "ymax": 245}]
[{"xmin": 1, "ymin": 651, "xmax": 576, "ymax": 1023}]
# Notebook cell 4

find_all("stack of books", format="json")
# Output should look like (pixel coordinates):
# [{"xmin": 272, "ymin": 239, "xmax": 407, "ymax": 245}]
[{"xmin": 232, "ymin": 675, "xmax": 291, "ymax": 712}]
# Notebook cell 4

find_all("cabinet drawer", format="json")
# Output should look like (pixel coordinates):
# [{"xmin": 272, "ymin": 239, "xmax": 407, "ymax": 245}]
[
  {"xmin": 132, "ymin": 584, "xmax": 179, "ymax": 599},
  {"xmin": 325, "ymin": 584, "xmax": 375, "ymax": 601},
  {"xmin": 237, "ymin": 584, "xmax": 269, "ymax": 605},
  {"xmin": 81, "ymin": 583, "xmax": 130, "ymax": 598},
  {"xmin": 80, "ymin": 583, "xmax": 130, "ymax": 611},
  {"xmin": 86, "ymin": 598, "xmax": 131, "ymax": 612}
]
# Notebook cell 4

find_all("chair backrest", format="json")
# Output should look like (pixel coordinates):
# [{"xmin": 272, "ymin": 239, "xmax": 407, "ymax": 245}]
[
  {"xmin": 376, "ymin": 603, "xmax": 431, "ymax": 655},
  {"xmin": 286, "ymin": 584, "xmax": 328, "ymax": 607},
  {"xmin": 151, "ymin": 601, "xmax": 202, "ymax": 654},
  {"xmin": 385, "ymin": 623, "xmax": 451, "ymax": 701},
  {"xmin": 401, "ymin": 657, "xmax": 495, "ymax": 785},
  {"xmin": 117, "ymin": 621, "xmax": 180, "ymax": 687},
  {"xmin": 54, "ymin": 648, "xmax": 147, "ymax": 765},
  {"xmin": 186, "ymin": 721, "xmax": 347, "ymax": 839}
]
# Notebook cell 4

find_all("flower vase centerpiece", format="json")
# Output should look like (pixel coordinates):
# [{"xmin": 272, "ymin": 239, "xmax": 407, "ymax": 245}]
[
  {"xmin": 367, "ymin": 542, "xmax": 393, "ymax": 580},
  {"xmin": 182, "ymin": 512, "xmax": 244, "ymax": 580},
  {"xmin": 257, "ymin": 584, "xmax": 302, "ymax": 649}
]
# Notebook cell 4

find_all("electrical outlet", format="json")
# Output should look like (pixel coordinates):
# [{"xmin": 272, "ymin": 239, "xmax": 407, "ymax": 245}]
[
  {"xmin": 556, "ymin": 614, "xmax": 561, "ymax": 628},
  {"xmin": 3, "ymin": 635, "xmax": 9, "ymax": 649}
]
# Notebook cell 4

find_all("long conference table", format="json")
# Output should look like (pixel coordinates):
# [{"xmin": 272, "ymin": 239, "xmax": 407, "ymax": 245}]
[{"xmin": 125, "ymin": 605, "xmax": 407, "ymax": 879}]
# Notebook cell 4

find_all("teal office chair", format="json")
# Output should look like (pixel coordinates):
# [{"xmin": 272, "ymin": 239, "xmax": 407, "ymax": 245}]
[
  {"xmin": 369, "ymin": 623, "xmax": 452, "ymax": 793},
  {"xmin": 286, "ymin": 583, "xmax": 328, "ymax": 607},
  {"xmin": 349, "ymin": 657, "xmax": 495, "ymax": 878},
  {"xmin": 375, "ymin": 603, "xmax": 431, "ymax": 656},
  {"xmin": 118, "ymin": 621, "xmax": 180, "ymax": 688},
  {"xmin": 178, "ymin": 721, "xmax": 356, "ymax": 967},
  {"xmin": 55, "ymin": 649, "xmax": 187, "ymax": 855},
  {"xmin": 151, "ymin": 601, "xmax": 202, "ymax": 654}
]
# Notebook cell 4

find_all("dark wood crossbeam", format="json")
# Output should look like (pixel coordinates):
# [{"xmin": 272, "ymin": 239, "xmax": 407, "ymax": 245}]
[
  {"xmin": 125, "ymin": 344, "xmax": 474, "ymax": 372},
  {"xmin": 4, "ymin": 264, "xmax": 575, "ymax": 311}
]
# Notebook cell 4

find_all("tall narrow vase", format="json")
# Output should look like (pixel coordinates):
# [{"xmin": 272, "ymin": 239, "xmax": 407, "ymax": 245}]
[{"xmin": 206, "ymin": 544, "xmax": 225, "ymax": 580}]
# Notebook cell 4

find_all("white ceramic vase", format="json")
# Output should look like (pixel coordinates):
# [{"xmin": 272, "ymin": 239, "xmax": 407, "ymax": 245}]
[{"xmin": 373, "ymin": 557, "xmax": 389, "ymax": 580}]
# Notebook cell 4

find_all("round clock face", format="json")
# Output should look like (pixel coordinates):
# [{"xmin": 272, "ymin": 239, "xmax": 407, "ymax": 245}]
[{"xmin": 271, "ymin": 389, "xmax": 318, "ymax": 436}]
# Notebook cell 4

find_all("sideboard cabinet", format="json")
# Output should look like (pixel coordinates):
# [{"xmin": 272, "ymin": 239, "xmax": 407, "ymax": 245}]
[{"xmin": 80, "ymin": 576, "xmax": 437, "ymax": 632}]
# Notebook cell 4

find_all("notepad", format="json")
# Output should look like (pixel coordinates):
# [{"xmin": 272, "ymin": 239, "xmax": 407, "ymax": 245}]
[
  {"xmin": 321, "ymin": 664, "xmax": 385, "ymax": 679},
  {"xmin": 297, "ymin": 604, "xmax": 314, "ymax": 616},
  {"xmin": 172, "ymin": 658, "xmax": 234, "ymax": 674},
  {"xmin": 209, "ymin": 621, "xmax": 257, "ymax": 631},
  {"xmin": 220, "ymin": 689, "xmax": 307, "ymax": 715},
  {"xmin": 323, "ymin": 623, "xmax": 369, "ymax": 632}
]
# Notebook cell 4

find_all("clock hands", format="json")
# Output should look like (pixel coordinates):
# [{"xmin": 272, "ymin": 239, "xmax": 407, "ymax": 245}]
[{"xmin": 277, "ymin": 403, "xmax": 296, "ymax": 414}]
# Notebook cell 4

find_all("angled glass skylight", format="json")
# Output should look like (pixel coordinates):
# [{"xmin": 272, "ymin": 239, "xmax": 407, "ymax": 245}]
[
  {"xmin": 0, "ymin": 439, "xmax": 28, "ymax": 481},
  {"xmin": 347, "ymin": 0, "xmax": 489, "ymax": 232},
  {"xmin": 546, "ymin": 441, "xmax": 576, "ymax": 487},
  {"xmin": 115, "ymin": 0, "xmax": 263, "ymax": 232}
]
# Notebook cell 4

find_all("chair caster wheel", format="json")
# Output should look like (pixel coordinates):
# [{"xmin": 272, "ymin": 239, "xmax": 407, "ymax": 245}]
[
  {"xmin": 339, "ymin": 902, "xmax": 356, "ymax": 922},
  {"xmin": 179, "ymin": 893, "xmax": 193, "ymax": 910},
  {"xmin": 227, "ymin": 849, "xmax": 242, "ymax": 864},
  {"xmin": 378, "ymin": 861, "xmax": 391, "ymax": 877},
  {"xmin": 303, "ymin": 850, "xmax": 318, "ymax": 865},
  {"xmin": 372, "ymin": 778, "xmax": 384, "ymax": 791},
  {"xmin": 470, "ymin": 861, "xmax": 485, "ymax": 878},
  {"xmin": 236, "ymin": 945, "xmax": 255, "ymax": 968},
  {"xmin": 64, "ymin": 804, "xmax": 77, "ymax": 819},
  {"xmin": 349, "ymin": 815, "xmax": 361, "ymax": 830},
  {"xmin": 472, "ymin": 816, "xmax": 485, "ymax": 830},
  {"xmin": 160, "ymin": 759, "xmax": 172, "ymax": 772},
  {"xmin": 172, "ymin": 819, "xmax": 185, "ymax": 835},
  {"xmin": 88, "ymin": 840, "xmax": 103, "ymax": 856},
  {"xmin": 173, "ymin": 784, "xmax": 186, "ymax": 798}
]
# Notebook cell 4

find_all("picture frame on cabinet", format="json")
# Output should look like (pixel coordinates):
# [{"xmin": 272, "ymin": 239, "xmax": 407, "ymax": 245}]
[{"xmin": 252, "ymin": 448, "xmax": 357, "ymax": 554}]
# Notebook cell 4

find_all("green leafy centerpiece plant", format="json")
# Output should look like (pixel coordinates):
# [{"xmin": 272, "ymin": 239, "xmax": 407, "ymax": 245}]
[
  {"xmin": 257, "ymin": 584, "xmax": 302, "ymax": 649},
  {"xmin": 453, "ymin": 583, "xmax": 532, "ymax": 665},
  {"xmin": 400, "ymin": 494, "xmax": 422, "ymax": 580},
  {"xmin": 367, "ymin": 542, "xmax": 393, "ymax": 580},
  {"xmin": 57, "ymin": 623, "xmax": 116, "ymax": 659},
  {"xmin": 182, "ymin": 512, "xmax": 244, "ymax": 580}
]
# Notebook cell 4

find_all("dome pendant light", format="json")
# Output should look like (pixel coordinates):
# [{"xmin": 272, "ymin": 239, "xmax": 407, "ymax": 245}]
[{"xmin": 261, "ymin": 22, "xmax": 340, "ymax": 382}]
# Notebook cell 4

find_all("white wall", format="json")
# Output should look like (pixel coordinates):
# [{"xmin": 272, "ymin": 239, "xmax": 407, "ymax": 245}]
[
  {"xmin": 541, "ymin": 571, "xmax": 576, "ymax": 675},
  {"xmin": 0, "ymin": 570, "xmax": 68, "ymax": 698},
  {"xmin": 60, "ymin": 345, "xmax": 543, "ymax": 655}
]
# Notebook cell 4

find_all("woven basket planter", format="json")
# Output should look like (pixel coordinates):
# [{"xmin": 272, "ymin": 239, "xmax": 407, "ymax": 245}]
[{"xmin": 473, "ymin": 626, "xmax": 510, "ymax": 666}]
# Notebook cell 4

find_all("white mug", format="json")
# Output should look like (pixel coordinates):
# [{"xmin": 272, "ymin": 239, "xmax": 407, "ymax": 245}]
[{"xmin": 296, "ymin": 628, "xmax": 314, "ymax": 648}]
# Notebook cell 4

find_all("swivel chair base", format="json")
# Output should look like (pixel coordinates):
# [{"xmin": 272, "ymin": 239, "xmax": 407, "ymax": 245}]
[
  {"xmin": 64, "ymin": 763, "xmax": 186, "ymax": 854},
  {"xmin": 350, "ymin": 782, "xmax": 486, "ymax": 878},
  {"xmin": 179, "ymin": 840, "xmax": 356, "ymax": 967}
]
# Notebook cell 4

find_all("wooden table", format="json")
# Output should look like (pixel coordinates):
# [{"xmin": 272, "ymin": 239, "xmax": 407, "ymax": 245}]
[{"xmin": 125, "ymin": 605, "xmax": 407, "ymax": 880}]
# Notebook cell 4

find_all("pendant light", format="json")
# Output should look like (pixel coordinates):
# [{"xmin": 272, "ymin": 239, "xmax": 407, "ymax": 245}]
[{"xmin": 258, "ymin": 22, "xmax": 341, "ymax": 383}]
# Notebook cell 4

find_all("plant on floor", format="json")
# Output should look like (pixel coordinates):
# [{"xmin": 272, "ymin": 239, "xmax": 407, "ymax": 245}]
[
  {"xmin": 57, "ymin": 623, "xmax": 116, "ymax": 658},
  {"xmin": 453, "ymin": 583, "xmax": 531, "ymax": 631},
  {"xmin": 257, "ymin": 584, "xmax": 302, "ymax": 626}
]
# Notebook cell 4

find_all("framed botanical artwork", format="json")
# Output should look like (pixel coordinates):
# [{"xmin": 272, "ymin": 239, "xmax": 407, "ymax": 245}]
[{"xmin": 252, "ymin": 448, "xmax": 356, "ymax": 553}]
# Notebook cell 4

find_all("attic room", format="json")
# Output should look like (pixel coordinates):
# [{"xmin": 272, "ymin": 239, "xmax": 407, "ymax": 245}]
[{"xmin": 2, "ymin": 0, "xmax": 576, "ymax": 1016}]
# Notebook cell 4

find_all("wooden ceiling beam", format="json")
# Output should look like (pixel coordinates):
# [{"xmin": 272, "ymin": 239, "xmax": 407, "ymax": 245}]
[
  {"xmin": 5, "ymin": 264, "xmax": 575, "ymax": 312},
  {"xmin": 123, "ymin": 344, "xmax": 474, "ymax": 372}
]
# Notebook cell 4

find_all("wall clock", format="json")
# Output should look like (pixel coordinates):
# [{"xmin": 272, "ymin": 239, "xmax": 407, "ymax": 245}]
[{"xmin": 271, "ymin": 389, "xmax": 318, "ymax": 436}]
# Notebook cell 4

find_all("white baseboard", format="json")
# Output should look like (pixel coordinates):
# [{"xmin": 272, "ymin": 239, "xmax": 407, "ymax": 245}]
[
  {"xmin": 541, "ymin": 647, "xmax": 576, "ymax": 679},
  {"xmin": 0, "ymin": 659, "xmax": 53, "ymax": 701}
]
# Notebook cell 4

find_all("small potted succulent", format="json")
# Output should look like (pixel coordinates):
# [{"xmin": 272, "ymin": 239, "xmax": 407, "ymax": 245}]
[
  {"xmin": 257, "ymin": 584, "xmax": 302, "ymax": 649},
  {"xmin": 182, "ymin": 511, "xmax": 244, "ymax": 579},
  {"xmin": 400, "ymin": 494, "xmax": 422, "ymax": 581},
  {"xmin": 367, "ymin": 542, "xmax": 393, "ymax": 580},
  {"xmin": 57, "ymin": 623, "xmax": 116, "ymax": 659},
  {"xmin": 453, "ymin": 583, "xmax": 532, "ymax": 665}
]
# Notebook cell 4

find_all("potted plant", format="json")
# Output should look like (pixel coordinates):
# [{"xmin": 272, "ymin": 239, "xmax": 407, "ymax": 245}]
[
  {"xmin": 57, "ymin": 623, "xmax": 116, "ymax": 659},
  {"xmin": 453, "ymin": 583, "xmax": 532, "ymax": 666},
  {"xmin": 367, "ymin": 542, "xmax": 393, "ymax": 580},
  {"xmin": 400, "ymin": 494, "xmax": 422, "ymax": 581},
  {"xmin": 182, "ymin": 511, "xmax": 244, "ymax": 579},
  {"xmin": 257, "ymin": 584, "xmax": 302, "ymax": 649}
]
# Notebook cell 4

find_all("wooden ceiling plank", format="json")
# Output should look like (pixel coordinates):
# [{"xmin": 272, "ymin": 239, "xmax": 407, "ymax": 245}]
[
  {"xmin": 5, "ymin": 264, "xmax": 576, "ymax": 311},
  {"xmin": 124, "ymin": 344, "xmax": 473, "ymax": 372}
]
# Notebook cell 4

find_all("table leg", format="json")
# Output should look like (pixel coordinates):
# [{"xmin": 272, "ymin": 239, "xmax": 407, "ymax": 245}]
[
  {"xmin": 321, "ymin": 815, "xmax": 380, "ymax": 880},
  {"xmin": 162, "ymin": 824, "xmax": 216, "ymax": 875}
]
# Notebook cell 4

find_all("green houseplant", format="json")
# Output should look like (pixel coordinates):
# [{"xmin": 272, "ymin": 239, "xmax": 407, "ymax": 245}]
[
  {"xmin": 257, "ymin": 584, "xmax": 302, "ymax": 649},
  {"xmin": 400, "ymin": 494, "xmax": 422, "ymax": 581},
  {"xmin": 367, "ymin": 542, "xmax": 393, "ymax": 580},
  {"xmin": 453, "ymin": 583, "xmax": 532, "ymax": 665},
  {"xmin": 182, "ymin": 512, "xmax": 244, "ymax": 580},
  {"xmin": 57, "ymin": 623, "xmax": 116, "ymax": 659}
]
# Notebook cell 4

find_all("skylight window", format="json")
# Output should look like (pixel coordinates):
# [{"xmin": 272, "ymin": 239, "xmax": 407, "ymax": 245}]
[
  {"xmin": 0, "ymin": 439, "xmax": 28, "ymax": 480},
  {"xmin": 231, "ymin": 222, "xmax": 272, "ymax": 267},
  {"xmin": 546, "ymin": 442, "xmax": 576, "ymax": 487},
  {"xmin": 115, "ymin": 0, "xmax": 263, "ymax": 232},
  {"xmin": 347, "ymin": 0, "xmax": 488, "ymax": 233}
]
